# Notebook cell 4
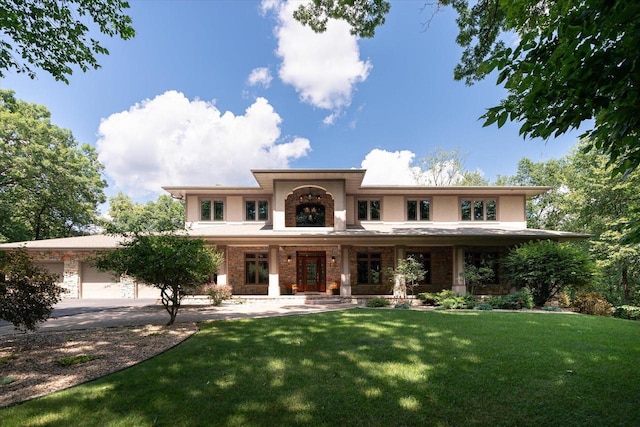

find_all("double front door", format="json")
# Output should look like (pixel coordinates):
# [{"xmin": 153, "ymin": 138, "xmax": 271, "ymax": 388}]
[{"xmin": 296, "ymin": 252, "xmax": 326, "ymax": 292}]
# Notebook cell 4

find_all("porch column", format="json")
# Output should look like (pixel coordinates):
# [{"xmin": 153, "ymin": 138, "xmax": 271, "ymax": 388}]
[
  {"xmin": 452, "ymin": 247, "xmax": 466, "ymax": 295},
  {"xmin": 340, "ymin": 246, "xmax": 352, "ymax": 297},
  {"xmin": 268, "ymin": 245, "xmax": 281, "ymax": 297},
  {"xmin": 216, "ymin": 245, "xmax": 228, "ymax": 285},
  {"xmin": 62, "ymin": 258, "xmax": 81, "ymax": 299}
]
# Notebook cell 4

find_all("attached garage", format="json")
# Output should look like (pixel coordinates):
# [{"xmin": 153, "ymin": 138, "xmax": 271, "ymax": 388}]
[{"xmin": 80, "ymin": 262, "xmax": 121, "ymax": 299}]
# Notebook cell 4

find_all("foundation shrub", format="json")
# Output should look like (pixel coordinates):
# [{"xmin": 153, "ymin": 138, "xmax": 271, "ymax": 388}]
[
  {"xmin": 416, "ymin": 292, "xmax": 438, "ymax": 306},
  {"xmin": 571, "ymin": 292, "xmax": 613, "ymax": 316},
  {"xmin": 612, "ymin": 305, "xmax": 640, "ymax": 320},
  {"xmin": 474, "ymin": 303, "xmax": 494, "ymax": 311},
  {"xmin": 486, "ymin": 288, "xmax": 534, "ymax": 310},
  {"xmin": 205, "ymin": 284, "xmax": 233, "ymax": 306},
  {"xmin": 366, "ymin": 297, "xmax": 390, "ymax": 308}
]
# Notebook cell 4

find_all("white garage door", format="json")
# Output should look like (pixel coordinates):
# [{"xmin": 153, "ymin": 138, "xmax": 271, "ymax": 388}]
[
  {"xmin": 81, "ymin": 263, "xmax": 121, "ymax": 299},
  {"xmin": 35, "ymin": 262, "xmax": 64, "ymax": 284},
  {"xmin": 137, "ymin": 283, "xmax": 161, "ymax": 299}
]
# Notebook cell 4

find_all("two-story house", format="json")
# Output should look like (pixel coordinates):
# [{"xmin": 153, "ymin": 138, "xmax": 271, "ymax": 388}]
[{"xmin": 0, "ymin": 169, "xmax": 586, "ymax": 299}]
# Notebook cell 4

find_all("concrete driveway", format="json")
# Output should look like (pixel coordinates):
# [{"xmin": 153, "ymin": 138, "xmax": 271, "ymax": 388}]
[{"xmin": 0, "ymin": 298, "xmax": 357, "ymax": 337}]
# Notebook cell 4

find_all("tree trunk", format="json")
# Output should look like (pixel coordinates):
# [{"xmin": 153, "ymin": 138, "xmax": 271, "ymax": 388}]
[{"xmin": 621, "ymin": 264, "xmax": 630, "ymax": 301}]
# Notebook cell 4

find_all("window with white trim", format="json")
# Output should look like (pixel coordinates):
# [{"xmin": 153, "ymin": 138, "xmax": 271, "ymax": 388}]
[{"xmin": 200, "ymin": 199, "xmax": 224, "ymax": 221}]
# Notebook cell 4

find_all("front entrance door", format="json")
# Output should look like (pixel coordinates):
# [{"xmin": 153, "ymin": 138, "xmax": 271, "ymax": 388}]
[{"xmin": 296, "ymin": 252, "xmax": 326, "ymax": 292}]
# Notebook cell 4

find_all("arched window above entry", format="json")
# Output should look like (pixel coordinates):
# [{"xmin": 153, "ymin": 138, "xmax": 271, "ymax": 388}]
[
  {"xmin": 285, "ymin": 187, "xmax": 335, "ymax": 228},
  {"xmin": 296, "ymin": 203, "xmax": 325, "ymax": 227}
]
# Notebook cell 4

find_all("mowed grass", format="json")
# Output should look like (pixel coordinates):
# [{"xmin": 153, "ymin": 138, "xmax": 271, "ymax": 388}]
[{"xmin": 2, "ymin": 309, "xmax": 640, "ymax": 426}]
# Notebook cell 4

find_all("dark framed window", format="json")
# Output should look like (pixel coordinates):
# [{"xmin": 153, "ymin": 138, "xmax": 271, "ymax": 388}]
[
  {"xmin": 245, "ymin": 200, "xmax": 269, "ymax": 221},
  {"xmin": 245, "ymin": 253, "xmax": 269, "ymax": 285},
  {"xmin": 357, "ymin": 200, "xmax": 381, "ymax": 221},
  {"xmin": 357, "ymin": 252, "xmax": 382, "ymax": 284},
  {"xmin": 406, "ymin": 252, "xmax": 432, "ymax": 284},
  {"xmin": 461, "ymin": 199, "xmax": 497, "ymax": 221},
  {"xmin": 200, "ymin": 200, "xmax": 224, "ymax": 221},
  {"xmin": 407, "ymin": 200, "xmax": 430, "ymax": 221}
]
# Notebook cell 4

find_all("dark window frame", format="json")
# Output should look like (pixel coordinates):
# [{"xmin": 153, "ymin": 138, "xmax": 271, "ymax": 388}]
[
  {"xmin": 200, "ymin": 199, "xmax": 224, "ymax": 221},
  {"xmin": 407, "ymin": 199, "xmax": 431, "ymax": 221},
  {"xmin": 460, "ymin": 198, "xmax": 497, "ymax": 221},
  {"xmin": 356, "ymin": 252, "xmax": 382, "ymax": 285},
  {"xmin": 245, "ymin": 199, "xmax": 269, "ymax": 221},
  {"xmin": 245, "ymin": 253, "xmax": 269, "ymax": 285},
  {"xmin": 357, "ymin": 199, "xmax": 381, "ymax": 221}
]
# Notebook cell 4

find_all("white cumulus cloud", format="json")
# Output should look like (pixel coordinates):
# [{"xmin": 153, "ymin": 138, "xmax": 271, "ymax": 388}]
[
  {"xmin": 360, "ymin": 149, "xmax": 418, "ymax": 185},
  {"xmin": 247, "ymin": 67, "xmax": 273, "ymax": 88},
  {"xmin": 262, "ymin": 0, "xmax": 371, "ymax": 114},
  {"xmin": 97, "ymin": 91, "xmax": 311, "ymax": 197}
]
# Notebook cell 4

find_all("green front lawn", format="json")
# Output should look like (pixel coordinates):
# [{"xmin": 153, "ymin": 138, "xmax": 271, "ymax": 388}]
[{"xmin": 2, "ymin": 309, "xmax": 640, "ymax": 426}]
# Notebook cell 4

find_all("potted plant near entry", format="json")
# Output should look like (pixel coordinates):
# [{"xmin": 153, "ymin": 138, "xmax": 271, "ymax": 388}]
[
  {"xmin": 286, "ymin": 284, "xmax": 298, "ymax": 295},
  {"xmin": 329, "ymin": 282, "xmax": 340, "ymax": 295}
]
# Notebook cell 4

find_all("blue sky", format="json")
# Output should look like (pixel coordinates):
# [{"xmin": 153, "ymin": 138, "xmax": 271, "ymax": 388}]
[{"xmin": 0, "ymin": 1, "xmax": 584, "ymax": 202}]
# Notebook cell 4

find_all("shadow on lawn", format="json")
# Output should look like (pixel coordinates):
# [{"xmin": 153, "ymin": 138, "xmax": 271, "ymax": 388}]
[{"xmin": 4, "ymin": 310, "xmax": 640, "ymax": 426}]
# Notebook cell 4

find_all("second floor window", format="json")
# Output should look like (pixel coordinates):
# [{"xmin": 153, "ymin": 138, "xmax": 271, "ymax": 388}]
[
  {"xmin": 358, "ymin": 200, "xmax": 381, "ymax": 221},
  {"xmin": 461, "ymin": 199, "xmax": 497, "ymax": 221},
  {"xmin": 201, "ymin": 200, "xmax": 224, "ymax": 221},
  {"xmin": 407, "ymin": 200, "xmax": 430, "ymax": 221},
  {"xmin": 246, "ymin": 200, "xmax": 269, "ymax": 221}
]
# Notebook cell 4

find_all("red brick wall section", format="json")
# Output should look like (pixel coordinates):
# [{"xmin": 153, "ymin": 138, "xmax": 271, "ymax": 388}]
[
  {"xmin": 226, "ymin": 246, "xmax": 270, "ymax": 295},
  {"xmin": 285, "ymin": 188, "xmax": 335, "ymax": 228},
  {"xmin": 279, "ymin": 246, "xmax": 341, "ymax": 294},
  {"xmin": 404, "ymin": 246, "xmax": 454, "ymax": 293}
]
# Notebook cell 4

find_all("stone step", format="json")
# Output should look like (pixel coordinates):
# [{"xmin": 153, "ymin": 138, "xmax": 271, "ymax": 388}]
[{"xmin": 304, "ymin": 297, "xmax": 344, "ymax": 305}]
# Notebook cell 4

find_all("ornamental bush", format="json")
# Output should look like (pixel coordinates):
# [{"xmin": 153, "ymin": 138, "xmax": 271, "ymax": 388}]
[
  {"xmin": 571, "ymin": 292, "xmax": 613, "ymax": 316},
  {"xmin": 612, "ymin": 305, "xmax": 640, "ymax": 320},
  {"xmin": 205, "ymin": 284, "xmax": 233, "ymax": 306},
  {"xmin": 366, "ymin": 297, "xmax": 390, "ymax": 308},
  {"xmin": 504, "ymin": 240, "xmax": 594, "ymax": 306}
]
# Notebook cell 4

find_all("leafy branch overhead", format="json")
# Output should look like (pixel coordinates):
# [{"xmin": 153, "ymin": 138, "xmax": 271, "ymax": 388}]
[
  {"xmin": 293, "ymin": 1, "xmax": 640, "ymax": 176},
  {"xmin": 0, "ymin": 0, "xmax": 135, "ymax": 82}
]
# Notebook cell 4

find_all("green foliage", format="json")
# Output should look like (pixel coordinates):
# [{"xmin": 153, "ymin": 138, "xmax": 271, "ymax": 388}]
[
  {"xmin": 56, "ymin": 354, "xmax": 99, "ymax": 367},
  {"xmin": 0, "ymin": 0, "xmax": 135, "ymax": 82},
  {"xmin": 431, "ymin": 290, "xmax": 476, "ymax": 310},
  {"xmin": 486, "ymin": 288, "xmax": 534, "ymax": 310},
  {"xmin": 571, "ymin": 292, "xmax": 614, "ymax": 316},
  {"xmin": 0, "ymin": 90, "xmax": 107, "ymax": 242},
  {"xmin": 386, "ymin": 255, "xmax": 426, "ymax": 299},
  {"xmin": 416, "ymin": 292, "xmax": 437, "ymax": 305},
  {"xmin": 92, "ymin": 232, "xmax": 223, "ymax": 325},
  {"xmin": 293, "ymin": 0, "xmax": 390, "ymax": 38},
  {"xmin": 612, "ymin": 305, "xmax": 640, "ymax": 321},
  {"xmin": 104, "ymin": 193, "xmax": 185, "ymax": 233},
  {"xmin": 459, "ymin": 262, "xmax": 495, "ymax": 295},
  {"xmin": 204, "ymin": 284, "xmax": 233, "ymax": 306},
  {"xmin": 473, "ymin": 303, "xmax": 493, "ymax": 311},
  {"xmin": 0, "ymin": 248, "xmax": 64, "ymax": 331},
  {"xmin": 365, "ymin": 297, "xmax": 390, "ymax": 308},
  {"xmin": 540, "ymin": 306, "xmax": 564, "ymax": 312},
  {"xmin": 504, "ymin": 240, "xmax": 594, "ymax": 306},
  {"xmin": 394, "ymin": 302, "xmax": 411, "ymax": 310}
]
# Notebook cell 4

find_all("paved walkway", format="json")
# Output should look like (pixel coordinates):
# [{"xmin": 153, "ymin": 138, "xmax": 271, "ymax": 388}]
[{"xmin": 0, "ymin": 298, "xmax": 359, "ymax": 337}]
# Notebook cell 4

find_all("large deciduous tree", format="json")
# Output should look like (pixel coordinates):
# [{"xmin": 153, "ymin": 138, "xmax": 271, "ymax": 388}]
[
  {"xmin": 294, "ymin": 1, "xmax": 640, "ymax": 175},
  {"xmin": 0, "ymin": 0, "xmax": 135, "ymax": 82},
  {"xmin": 0, "ymin": 248, "xmax": 64, "ymax": 331},
  {"xmin": 105, "ymin": 193, "xmax": 185, "ymax": 234},
  {"xmin": 92, "ymin": 233, "xmax": 223, "ymax": 325},
  {"xmin": 0, "ymin": 90, "xmax": 107, "ymax": 242}
]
